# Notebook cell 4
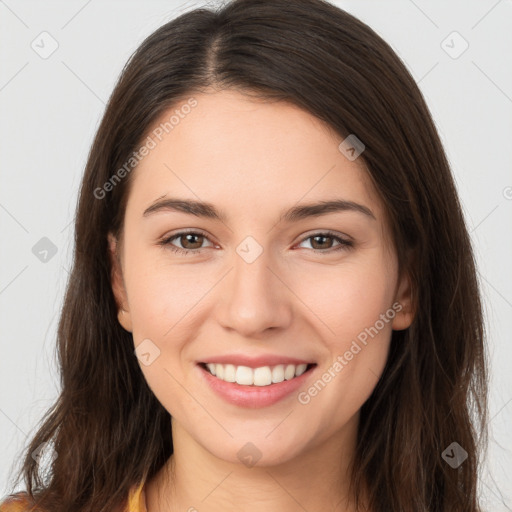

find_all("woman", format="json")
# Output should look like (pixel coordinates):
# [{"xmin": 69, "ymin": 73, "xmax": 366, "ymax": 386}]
[{"xmin": 0, "ymin": 0, "xmax": 488, "ymax": 510}]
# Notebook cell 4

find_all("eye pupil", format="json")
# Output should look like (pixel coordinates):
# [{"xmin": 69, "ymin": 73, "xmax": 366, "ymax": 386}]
[
  {"xmin": 311, "ymin": 235, "xmax": 332, "ymax": 249},
  {"xmin": 182, "ymin": 233, "xmax": 203, "ymax": 249}
]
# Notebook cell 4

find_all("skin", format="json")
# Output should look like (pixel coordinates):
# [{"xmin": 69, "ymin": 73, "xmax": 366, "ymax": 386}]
[{"xmin": 109, "ymin": 88, "xmax": 415, "ymax": 512}]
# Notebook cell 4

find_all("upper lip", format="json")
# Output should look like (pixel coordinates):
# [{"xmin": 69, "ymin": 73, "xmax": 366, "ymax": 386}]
[{"xmin": 199, "ymin": 354, "xmax": 316, "ymax": 368}]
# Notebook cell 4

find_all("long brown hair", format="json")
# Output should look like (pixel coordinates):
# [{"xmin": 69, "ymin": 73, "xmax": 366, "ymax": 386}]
[{"xmin": 6, "ymin": 0, "xmax": 487, "ymax": 510}]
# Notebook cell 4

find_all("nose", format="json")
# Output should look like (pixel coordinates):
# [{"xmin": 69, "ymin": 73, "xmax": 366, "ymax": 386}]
[{"xmin": 215, "ymin": 245, "xmax": 293, "ymax": 338}]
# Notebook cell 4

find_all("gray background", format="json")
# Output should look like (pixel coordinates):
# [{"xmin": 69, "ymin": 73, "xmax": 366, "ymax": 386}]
[{"xmin": 1, "ymin": 0, "xmax": 511, "ymax": 508}]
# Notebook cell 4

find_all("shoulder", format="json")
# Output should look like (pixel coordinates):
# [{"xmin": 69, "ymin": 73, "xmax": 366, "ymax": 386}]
[
  {"xmin": 1, "ymin": 482, "xmax": 145, "ymax": 512},
  {"xmin": 0, "ymin": 493, "xmax": 40, "ymax": 512}
]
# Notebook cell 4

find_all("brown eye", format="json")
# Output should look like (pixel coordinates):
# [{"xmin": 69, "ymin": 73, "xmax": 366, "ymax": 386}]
[
  {"xmin": 177, "ymin": 233, "xmax": 205, "ymax": 250},
  {"xmin": 159, "ymin": 230, "xmax": 213, "ymax": 255},
  {"xmin": 309, "ymin": 234, "xmax": 335, "ymax": 250},
  {"xmin": 298, "ymin": 231, "xmax": 353, "ymax": 253}
]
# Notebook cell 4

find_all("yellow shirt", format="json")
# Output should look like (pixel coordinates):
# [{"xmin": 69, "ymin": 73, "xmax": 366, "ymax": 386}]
[{"xmin": 0, "ymin": 480, "xmax": 147, "ymax": 512}]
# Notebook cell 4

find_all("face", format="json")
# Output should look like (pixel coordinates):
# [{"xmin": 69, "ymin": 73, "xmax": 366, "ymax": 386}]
[{"xmin": 109, "ymin": 89, "xmax": 414, "ymax": 467}]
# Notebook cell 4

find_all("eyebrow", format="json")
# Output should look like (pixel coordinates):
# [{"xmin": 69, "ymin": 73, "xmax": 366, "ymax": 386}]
[{"xmin": 143, "ymin": 197, "xmax": 376, "ymax": 222}]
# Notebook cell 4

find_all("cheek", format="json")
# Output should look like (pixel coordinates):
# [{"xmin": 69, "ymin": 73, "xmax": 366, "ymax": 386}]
[
  {"xmin": 298, "ymin": 251, "xmax": 397, "ymax": 341},
  {"xmin": 123, "ymin": 252, "xmax": 206, "ymax": 415},
  {"xmin": 122, "ymin": 241, "xmax": 202, "ymax": 335},
  {"xmin": 296, "ymin": 252, "xmax": 396, "ymax": 402}
]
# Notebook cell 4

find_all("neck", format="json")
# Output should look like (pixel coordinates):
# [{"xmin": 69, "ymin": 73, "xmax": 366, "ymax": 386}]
[{"xmin": 145, "ymin": 414, "xmax": 367, "ymax": 512}]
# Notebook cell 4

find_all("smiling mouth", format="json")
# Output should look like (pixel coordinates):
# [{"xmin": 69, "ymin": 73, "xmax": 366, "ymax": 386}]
[{"xmin": 198, "ymin": 362, "xmax": 317, "ymax": 387}]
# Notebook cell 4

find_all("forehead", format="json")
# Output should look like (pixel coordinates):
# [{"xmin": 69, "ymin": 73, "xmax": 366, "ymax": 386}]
[{"xmin": 127, "ymin": 89, "xmax": 386, "ymax": 228}]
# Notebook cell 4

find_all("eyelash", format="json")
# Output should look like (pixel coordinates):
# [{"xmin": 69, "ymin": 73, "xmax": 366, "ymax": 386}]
[{"xmin": 158, "ymin": 229, "xmax": 354, "ymax": 256}]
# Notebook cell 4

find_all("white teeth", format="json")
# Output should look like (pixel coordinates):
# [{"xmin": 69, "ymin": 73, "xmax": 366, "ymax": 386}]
[
  {"xmin": 204, "ymin": 362, "xmax": 311, "ymax": 386},
  {"xmin": 271, "ymin": 364, "xmax": 285, "ymax": 383},
  {"xmin": 284, "ymin": 364, "xmax": 295, "ymax": 380},
  {"xmin": 235, "ymin": 365, "xmax": 253, "ymax": 385},
  {"xmin": 223, "ymin": 364, "xmax": 236, "ymax": 382},
  {"xmin": 253, "ymin": 366, "xmax": 272, "ymax": 386},
  {"xmin": 295, "ymin": 363, "xmax": 307, "ymax": 376}
]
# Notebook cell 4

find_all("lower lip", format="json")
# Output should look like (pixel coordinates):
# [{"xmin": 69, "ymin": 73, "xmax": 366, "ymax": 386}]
[{"xmin": 196, "ymin": 363, "xmax": 316, "ymax": 408}]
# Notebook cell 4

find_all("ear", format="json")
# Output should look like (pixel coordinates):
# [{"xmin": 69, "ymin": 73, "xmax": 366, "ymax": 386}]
[
  {"xmin": 391, "ymin": 268, "xmax": 416, "ymax": 331},
  {"xmin": 108, "ymin": 232, "xmax": 133, "ymax": 333}
]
